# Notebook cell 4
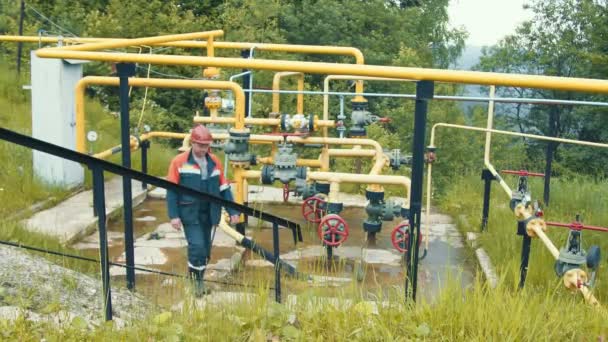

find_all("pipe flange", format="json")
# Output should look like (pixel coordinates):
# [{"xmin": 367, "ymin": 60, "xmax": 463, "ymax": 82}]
[
  {"xmin": 261, "ymin": 165, "xmax": 275, "ymax": 185},
  {"xmin": 327, "ymin": 202, "xmax": 343, "ymax": 214},
  {"xmin": 309, "ymin": 114, "xmax": 317, "ymax": 132},
  {"xmin": 365, "ymin": 190, "xmax": 384, "ymax": 201},
  {"xmin": 348, "ymin": 126, "xmax": 367, "ymax": 137},
  {"xmin": 351, "ymin": 100, "xmax": 368, "ymax": 111},
  {"xmin": 296, "ymin": 166, "xmax": 307, "ymax": 179},
  {"xmin": 524, "ymin": 217, "xmax": 547, "ymax": 237},
  {"xmin": 315, "ymin": 183, "xmax": 330, "ymax": 195},
  {"xmin": 363, "ymin": 221, "xmax": 382, "ymax": 233}
]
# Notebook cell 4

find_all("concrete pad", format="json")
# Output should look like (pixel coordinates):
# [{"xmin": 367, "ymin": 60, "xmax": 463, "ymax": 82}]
[
  {"xmin": 147, "ymin": 187, "xmax": 167, "ymax": 199},
  {"xmin": 135, "ymin": 216, "xmax": 156, "ymax": 222},
  {"xmin": 116, "ymin": 246, "xmax": 167, "ymax": 265},
  {"xmin": 22, "ymin": 176, "xmax": 147, "ymax": 244},
  {"xmin": 246, "ymin": 259, "xmax": 274, "ymax": 267},
  {"xmin": 208, "ymin": 258, "xmax": 233, "ymax": 271}
]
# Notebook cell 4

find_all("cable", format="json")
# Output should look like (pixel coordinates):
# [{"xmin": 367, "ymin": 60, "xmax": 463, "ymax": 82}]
[
  {"xmin": 0, "ymin": 239, "xmax": 274, "ymax": 289},
  {"xmin": 25, "ymin": 4, "xmax": 77, "ymax": 38},
  {"xmin": 136, "ymin": 47, "xmax": 153, "ymax": 130}
]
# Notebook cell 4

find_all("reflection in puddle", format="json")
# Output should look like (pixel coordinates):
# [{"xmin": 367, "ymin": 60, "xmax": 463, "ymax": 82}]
[{"xmin": 73, "ymin": 198, "xmax": 474, "ymax": 306}]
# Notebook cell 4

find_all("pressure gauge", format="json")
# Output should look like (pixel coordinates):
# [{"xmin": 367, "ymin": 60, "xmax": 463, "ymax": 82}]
[{"xmin": 87, "ymin": 131, "xmax": 98, "ymax": 142}]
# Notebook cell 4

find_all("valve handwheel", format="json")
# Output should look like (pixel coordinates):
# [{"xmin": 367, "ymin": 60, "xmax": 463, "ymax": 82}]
[
  {"xmin": 301, "ymin": 195, "xmax": 327, "ymax": 223},
  {"xmin": 391, "ymin": 221, "xmax": 421, "ymax": 253},
  {"xmin": 317, "ymin": 214, "xmax": 349, "ymax": 247}
]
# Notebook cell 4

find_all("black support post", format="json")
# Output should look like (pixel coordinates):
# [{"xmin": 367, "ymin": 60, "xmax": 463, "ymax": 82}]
[
  {"xmin": 16, "ymin": 0, "xmax": 25, "ymax": 74},
  {"xmin": 519, "ymin": 235, "xmax": 532, "ymax": 289},
  {"xmin": 241, "ymin": 49, "xmax": 252, "ymax": 118},
  {"xmin": 140, "ymin": 140, "xmax": 150, "ymax": 190},
  {"xmin": 117, "ymin": 63, "xmax": 136, "ymax": 290},
  {"xmin": 405, "ymin": 80, "xmax": 434, "ymax": 302},
  {"xmin": 272, "ymin": 222, "xmax": 281, "ymax": 303},
  {"xmin": 92, "ymin": 166, "xmax": 112, "ymax": 321},
  {"xmin": 481, "ymin": 169, "xmax": 495, "ymax": 232}
]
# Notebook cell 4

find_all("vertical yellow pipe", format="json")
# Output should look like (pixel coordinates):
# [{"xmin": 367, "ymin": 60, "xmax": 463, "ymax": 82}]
[
  {"xmin": 203, "ymin": 35, "xmax": 219, "ymax": 78},
  {"xmin": 329, "ymin": 182, "xmax": 340, "ymax": 203},
  {"xmin": 297, "ymin": 75, "xmax": 304, "ymax": 114},
  {"xmin": 74, "ymin": 77, "xmax": 246, "ymax": 153},
  {"xmin": 272, "ymin": 71, "xmax": 304, "ymax": 114},
  {"xmin": 483, "ymin": 86, "xmax": 496, "ymax": 165}
]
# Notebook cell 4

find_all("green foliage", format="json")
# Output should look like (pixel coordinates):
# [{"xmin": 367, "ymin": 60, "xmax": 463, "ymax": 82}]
[{"xmin": 475, "ymin": 0, "xmax": 608, "ymax": 177}]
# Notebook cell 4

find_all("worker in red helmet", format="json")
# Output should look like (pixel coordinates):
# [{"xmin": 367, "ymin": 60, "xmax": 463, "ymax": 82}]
[{"xmin": 166, "ymin": 124, "xmax": 240, "ymax": 297}]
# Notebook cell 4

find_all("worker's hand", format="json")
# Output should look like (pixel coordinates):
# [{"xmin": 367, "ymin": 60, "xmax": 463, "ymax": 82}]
[
  {"xmin": 170, "ymin": 218, "xmax": 183, "ymax": 231},
  {"xmin": 230, "ymin": 215, "xmax": 240, "ymax": 225}
]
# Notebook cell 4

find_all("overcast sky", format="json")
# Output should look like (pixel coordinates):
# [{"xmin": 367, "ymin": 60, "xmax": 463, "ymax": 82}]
[{"xmin": 448, "ymin": 0, "xmax": 534, "ymax": 47}]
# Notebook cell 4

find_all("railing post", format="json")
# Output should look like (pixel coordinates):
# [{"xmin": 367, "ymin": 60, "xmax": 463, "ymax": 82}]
[
  {"xmin": 406, "ymin": 80, "xmax": 434, "ymax": 303},
  {"xmin": 518, "ymin": 221, "xmax": 532, "ymax": 289},
  {"xmin": 481, "ymin": 169, "xmax": 495, "ymax": 232},
  {"xmin": 140, "ymin": 139, "xmax": 150, "ymax": 190},
  {"xmin": 116, "ymin": 62, "xmax": 137, "ymax": 290},
  {"xmin": 91, "ymin": 166, "xmax": 112, "ymax": 321},
  {"xmin": 272, "ymin": 222, "xmax": 281, "ymax": 303}
]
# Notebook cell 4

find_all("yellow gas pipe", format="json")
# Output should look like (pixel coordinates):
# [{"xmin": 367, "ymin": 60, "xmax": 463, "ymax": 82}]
[
  {"xmin": 56, "ymin": 30, "xmax": 225, "ymax": 52},
  {"xmin": 307, "ymin": 171, "xmax": 410, "ymax": 209},
  {"xmin": 192, "ymin": 116, "xmax": 334, "ymax": 128},
  {"xmin": 272, "ymin": 72, "xmax": 305, "ymax": 115},
  {"xmin": 74, "ymin": 76, "xmax": 246, "ymax": 153},
  {"xmin": 35, "ymin": 49, "xmax": 608, "ymax": 95}
]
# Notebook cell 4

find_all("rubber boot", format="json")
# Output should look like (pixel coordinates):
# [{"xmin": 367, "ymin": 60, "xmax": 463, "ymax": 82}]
[{"xmin": 189, "ymin": 267, "xmax": 210, "ymax": 297}]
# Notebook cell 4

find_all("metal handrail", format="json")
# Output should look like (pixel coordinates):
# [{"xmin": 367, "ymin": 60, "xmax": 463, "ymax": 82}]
[{"xmin": 0, "ymin": 127, "xmax": 301, "ymax": 233}]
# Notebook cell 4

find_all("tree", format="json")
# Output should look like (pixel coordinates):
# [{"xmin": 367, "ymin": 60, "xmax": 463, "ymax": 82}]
[{"xmin": 475, "ymin": 0, "xmax": 605, "ymax": 204}]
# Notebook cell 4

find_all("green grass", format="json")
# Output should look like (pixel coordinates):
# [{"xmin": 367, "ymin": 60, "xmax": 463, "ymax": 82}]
[
  {"xmin": 1, "ymin": 275, "xmax": 607, "ymax": 340},
  {"xmin": 439, "ymin": 174, "xmax": 608, "ymax": 300},
  {"xmin": 0, "ymin": 61, "xmax": 175, "ymax": 270}
]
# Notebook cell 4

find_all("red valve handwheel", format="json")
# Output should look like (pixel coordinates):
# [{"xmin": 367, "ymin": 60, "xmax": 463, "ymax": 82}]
[
  {"xmin": 301, "ymin": 195, "xmax": 327, "ymax": 223},
  {"xmin": 317, "ymin": 214, "xmax": 349, "ymax": 247},
  {"xmin": 391, "ymin": 221, "xmax": 421, "ymax": 253}
]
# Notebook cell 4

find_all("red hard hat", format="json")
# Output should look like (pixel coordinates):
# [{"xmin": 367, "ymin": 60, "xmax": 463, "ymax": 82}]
[{"xmin": 190, "ymin": 124, "xmax": 213, "ymax": 144}]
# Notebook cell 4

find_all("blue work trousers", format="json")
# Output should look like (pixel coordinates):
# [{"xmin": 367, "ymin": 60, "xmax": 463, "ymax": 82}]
[{"xmin": 183, "ymin": 211, "xmax": 213, "ymax": 270}]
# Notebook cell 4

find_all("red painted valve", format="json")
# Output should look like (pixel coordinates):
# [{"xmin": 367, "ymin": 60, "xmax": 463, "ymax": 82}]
[
  {"xmin": 391, "ymin": 221, "xmax": 421, "ymax": 253},
  {"xmin": 317, "ymin": 214, "xmax": 349, "ymax": 247},
  {"xmin": 501, "ymin": 169, "xmax": 545, "ymax": 177},
  {"xmin": 301, "ymin": 195, "xmax": 327, "ymax": 223},
  {"xmin": 283, "ymin": 183, "xmax": 290, "ymax": 202}
]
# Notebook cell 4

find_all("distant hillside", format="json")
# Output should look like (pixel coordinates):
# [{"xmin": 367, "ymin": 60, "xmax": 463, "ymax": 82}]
[
  {"xmin": 450, "ymin": 45, "xmax": 489, "ymax": 113},
  {"xmin": 453, "ymin": 45, "xmax": 484, "ymax": 70}
]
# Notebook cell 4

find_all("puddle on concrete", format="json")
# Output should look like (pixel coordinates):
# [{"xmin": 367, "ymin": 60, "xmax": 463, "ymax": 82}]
[{"xmin": 74, "ymin": 197, "xmax": 475, "ymax": 306}]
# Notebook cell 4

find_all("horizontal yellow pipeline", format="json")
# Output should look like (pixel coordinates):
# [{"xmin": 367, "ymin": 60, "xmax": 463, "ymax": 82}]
[
  {"xmin": 4, "ymin": 35, "xmax": 364, "ymax": 67},
  {"xmin": 287, "ymin": 136, "xmax": 387, "ymax": 175},
  {"xmin": 34, "ymin": 50, "xmax": 608, "ymax": 94},
  {"xmin": 429, "ymin": 123, "xmax": 608, "ymax": 150},
  {"xmin": 273, "ymin": 72, "xmax": 304, "ymax": 114},
  {"xmin": 327, "ymin": 148, "xmax": 376, "ymax": 157},
  {"xmin": 308, "ymin": 171, "xmax": 410, "ymax": 206},
  {"xmin": 93, "ymin": 136, "xmax": 139, "ymax": 159},
  {"xmin": 75, "ymin": 76, "xmax": 245, "ymax": 153},
  {"xmin": 140, "ymin": 131, "xmax": 187, "ymax": 141},
  {"xmin": 56, "ymin": 31, "xmax": 224, "ymax": 52},
  {"xmin": 192, "ymin": 116, "xmax": 335, "ymax": 127}
]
